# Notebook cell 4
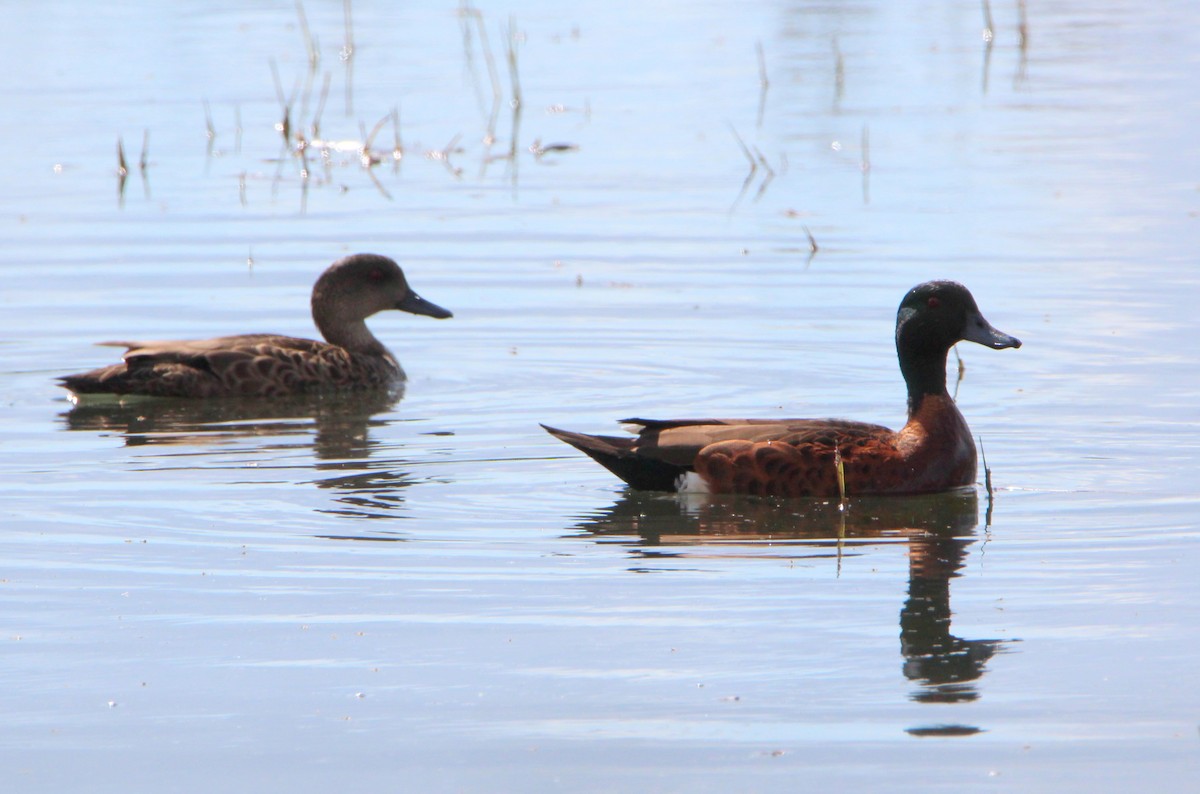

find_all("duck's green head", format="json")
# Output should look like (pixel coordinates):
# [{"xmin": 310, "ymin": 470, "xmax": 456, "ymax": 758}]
[{"xmin": 896, "ymin": 280, "xmax": 1021, "ymax": 357}]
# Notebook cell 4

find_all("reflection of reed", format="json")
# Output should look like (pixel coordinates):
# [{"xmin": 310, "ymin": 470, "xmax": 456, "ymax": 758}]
[
  {"xmin": 310, "ymin": 468, "xmax": 419, "ymax": 523},
  {"xmin": 60, "ymin": 388, "xmax": 400, "ymax": 461},
  {"xmin": 570, "ymin": 489, "xmax": 1009, "ymax": 707}
]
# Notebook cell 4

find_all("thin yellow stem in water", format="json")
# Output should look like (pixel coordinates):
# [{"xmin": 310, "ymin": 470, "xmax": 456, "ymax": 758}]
[{"xmin": 834, "ymin": 446, "xmax": 847, "ymax": 506}]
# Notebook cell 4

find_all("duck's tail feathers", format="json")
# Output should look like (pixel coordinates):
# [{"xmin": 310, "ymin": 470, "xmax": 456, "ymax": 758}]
[{"xmin": 540, "ymin": 424, "xmax": 689, "ymax": 492}]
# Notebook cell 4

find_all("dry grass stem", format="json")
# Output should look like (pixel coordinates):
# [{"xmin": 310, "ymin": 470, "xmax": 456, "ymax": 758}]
[
  {"xmin": 116, "ymin": 137, "xmax": 128, "ymax": 206},
  {"xmin": 203, "ymin": 101, "xmax": 216, "ymax": 143},
  {"xmin": 505, "ymin": 17, "xmax": 524, "ymax": 187},
  {"xmin": 979, "ymin": 435, "xmax": 995, "ymax": 526},
  {"xmin": 269, "ymin": 60, "xmax": 295, "ymax": 143},
  {"xmin": 980, "ymin": 0, "xmax": 996, "ymax": 93},
  {"xmin": 311, "ymin": 72, "xmax": 332, "ymax": 139},
  {"xmin": 979, "ymin": 436, "xmax": 993, "ymax": 498},
  {"xmin": 530, "ymin": 140, "xmax": 579, "ymax": 160},
  {"xmin": 390, "ymin": 106, "xmax": 404, "ymax": 166},
  {"xmin": 138, "ymin": 130, "xmax": 149, "ymax": 173},
  {"xmin": 341, "ymin": 0, "xmax": 355, "ymax": 115},
  {"xmin": 834, "ymin": 446, "xmax": 847, "ymax": 507},
  {"xmin": 459, "ymin": 4, "xmax": 502, "ymax": 143},
  {"xmin": 362, "ymin": 113, "xmax": 390, "ymax": 161},
  {"xmin": 1015, "ymin": 0, "xmax": 1030, "ymax": 88},
  {"xmin": 950, "ymin": 345, "xmax": 965, "ymax": 401},
  {"xmin": 728, "ymin": 124, "xmax": 757, "ymax": 208},
  {"xmin": 752, "ymin": 145, "xmax": 775, "ymax": 201},
  {"xmin": 295, "ymin": 0, "xmax": 320, "ymax": 70},
  {"xmin": 428, "ymin": 134, "xmax": 464, "ymax": 179},
  {"xmin": 832, "ymin": 37, "xmax": 845, "ymax": 109},
  {"xmin": 756, "ymin": 40, "xmax": 769, "ymax": 127}
]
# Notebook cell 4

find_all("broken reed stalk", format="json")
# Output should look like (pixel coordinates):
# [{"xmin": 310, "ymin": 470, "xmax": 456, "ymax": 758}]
[
  {"xmin": 834, "ymin": 445, "xmax": 847, "ymax": 509},
  {"xmin": 727, "ymin": 124, "xmax": 758, "ymax": 208},
  {"xmin": 203, "ymin": 100, "xmax": 216, "ymax": 143},
  {"xmin": 363, "ymin": 113, "xmax": 389, "ymax": 155},
  {"xmin": 978, "ymin": 435, "xmax": 993, "ymax": 499},
  {"xmin": 981, "ymin": 0, "xmax": 995, "ymax": 42},
  {"xmin": 462, "ymin": 5, "xmax": 503, "ymax": 135},
  {"xmin": 390, "ymin": 105, "xmax": 403, "ymax": 164},
  {"xmin": 950, "ymin": 345, "xmax": 965, "ymax": 401},
  {"xmin": 752, "ymin": 146, "xmax": 775, "ymax": 199},
  {"xmin": 755, "ymin": 40, "xmax": 769, "ymax": 127},
  {"xmin": 803, "ymin": 226, "xmax": 818, "ymax": 253},
  {"xmin": 729, "ymin": 124, "xmax": 755, "ymax": 170},
  {"xmin": 506, "ymin": 17, "xmax": 522, "ymax": 111},
  {"xmin": 504, "ymin": 16, "xmax": 524, "ymax": 187},
  {"xmin": 342, "ymin": 0, "xmax": 355, "ymax": 115},
  {"xmin": 295, "ymin": 0, "xmax": 319, "ymax": 70},
  {"xmin": 836, "ymin": 508, "xmax": 845, "ymax": 577},
  {"xmin": 116, "ymin": 137, "xmax": 129, "ymax": 206},
  {"xmin": 138, "ymin": 129, "xmax": 149, "ymax": 173},
  {"xmin": 269, "ymin": 59, "xmax": 286, "ymax": 110},
  {"xmin": 980, "ymin": 435, "xmax": 995, "ymax": 527},
  {"xmin": 342, "ymin": 0, "xmax": 355, "ymax": 61},
  {"xmin": 834, "ymin": 445, "xmax": 847, "ymax": 575},
  {"xmin": 312, "ymin": 72, "xmax": 332, "ymax": 139},
  {"xmin": 832, "ymin": 37, "xmax": 845, "ymax": 106},
  {"xmin": 496, "ymin": 16, "xmax": 524, "ymax": 190},
  {"xmin": 269, "ymin": 60, "xmax": 293, "ymax": 142}
]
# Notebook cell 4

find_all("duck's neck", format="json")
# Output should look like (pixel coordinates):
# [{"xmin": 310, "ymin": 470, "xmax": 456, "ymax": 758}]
[
  {"xmin": 900, "ymin": 347, "xmax": 952, "ymax": 417},
  {"xmin": 316, "ymin": 314, "xmax": 388, "ymax": 356}
]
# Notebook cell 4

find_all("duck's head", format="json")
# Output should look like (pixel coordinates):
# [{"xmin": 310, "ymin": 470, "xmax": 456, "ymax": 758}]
[
  {"xmin": 313, "ymin": 253, "xmax": 453, "ymax": 323},
  {"xmin": 895, "ymin": 280, "xmax": 1020, "ymax": 358}
]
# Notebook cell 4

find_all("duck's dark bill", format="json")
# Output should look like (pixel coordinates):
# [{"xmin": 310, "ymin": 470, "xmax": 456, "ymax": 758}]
[
  {"xmin": 397, "ymin": 292, "xmax": 453, "ymax": 319},
  {"xmin": 962, "ymin": 314, "xmax": 1021, "ymax": 350}
]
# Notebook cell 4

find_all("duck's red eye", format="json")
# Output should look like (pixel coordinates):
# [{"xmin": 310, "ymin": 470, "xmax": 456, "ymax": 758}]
[
  {"xmin": 369, "ymin": 269, "xmax": 385, "ymax": 281},
  {"xmin": 927, "ymin": 296, "xmax": 941, "ymax": 308}
]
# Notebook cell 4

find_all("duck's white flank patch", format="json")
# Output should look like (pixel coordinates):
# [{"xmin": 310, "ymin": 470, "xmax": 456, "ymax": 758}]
[
  {"xmin": 674, "ymin": 471, "xmax": 710, "ymax": 494},
  {"xmin": 619, "ymin": 422, "xmax": 645, "ymax": 435}
]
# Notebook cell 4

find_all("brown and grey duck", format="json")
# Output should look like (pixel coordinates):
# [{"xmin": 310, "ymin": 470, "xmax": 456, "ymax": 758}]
[{"xmin": 59, "ymin": 253, "xmax": 452, "ymax": 399}]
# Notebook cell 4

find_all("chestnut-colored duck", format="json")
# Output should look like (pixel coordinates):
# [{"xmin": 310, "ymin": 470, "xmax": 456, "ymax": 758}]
[
  {"xmin": 542, "ymin": 281, "xmax": 1021, "ymax": 498},
  {"xmin": 59, "ymin": 253, "xmax": 452, "ymax": 399}
]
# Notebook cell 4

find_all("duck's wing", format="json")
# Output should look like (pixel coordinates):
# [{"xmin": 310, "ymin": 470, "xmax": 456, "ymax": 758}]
[
  {"xmin": 114, "ymin": 334, "xmax": 326, "ymax": 362},
  {"xmin": 543, "ymin": 417, "xmax": 897, "ymax": 493},
  {"xmin": 62, "ymin": 335, "xmax": 341, "ymax": 397},
  {"xmin": 622, "ymin": 416, "xmax": 894, "ymax": 452}
]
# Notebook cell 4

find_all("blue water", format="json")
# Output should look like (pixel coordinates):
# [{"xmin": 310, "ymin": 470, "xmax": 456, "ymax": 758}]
[{"xmin": 2, "ymin": 0, "xmax": 1199, "ymax": 790}]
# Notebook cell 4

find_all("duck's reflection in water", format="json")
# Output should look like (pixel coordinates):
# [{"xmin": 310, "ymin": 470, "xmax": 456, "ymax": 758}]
[
  {"xmin": 309, "ymin": 468, "xmax": 421, "ymax": 529},
  {"xmin": 569, "ymin": 489, "xmax": 1010, "ymax": 707},
  {"xmin": 60, "ymin": 388, "xmax": 427, "ymax": 524}
]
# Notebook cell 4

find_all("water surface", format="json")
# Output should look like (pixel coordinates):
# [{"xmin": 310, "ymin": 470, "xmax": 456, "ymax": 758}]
[{"xmin": 2, "ymin": 0, "xmax": 1199, "ymax": 790}]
